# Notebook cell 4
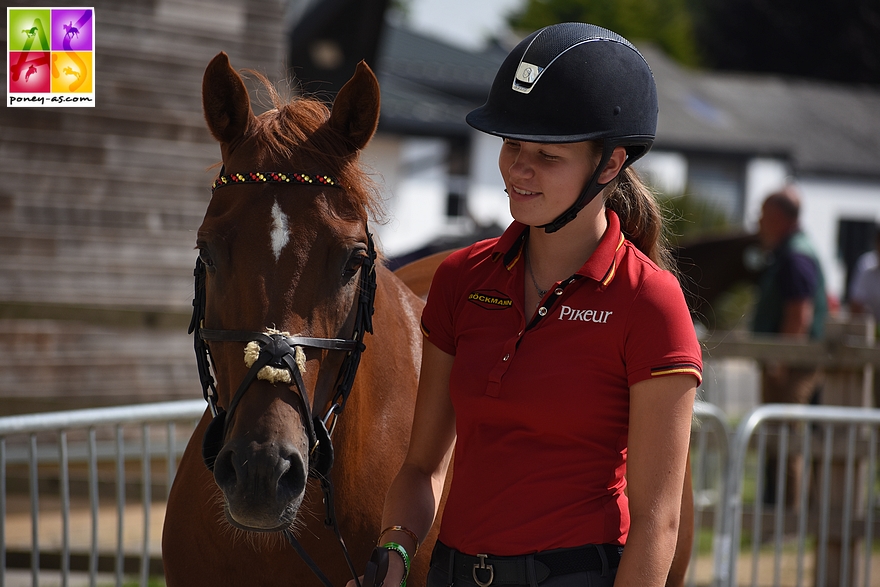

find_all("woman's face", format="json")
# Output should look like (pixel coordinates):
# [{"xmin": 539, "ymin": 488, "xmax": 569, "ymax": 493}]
[{"xmin": 499, "ymin": 139, "xmax": 597, "ymax": 226}]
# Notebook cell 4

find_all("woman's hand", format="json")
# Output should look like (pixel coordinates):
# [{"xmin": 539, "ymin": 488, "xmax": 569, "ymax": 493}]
[{"xmin": 344, "ymin": 547, "xmax": 407, "ymax": 587}]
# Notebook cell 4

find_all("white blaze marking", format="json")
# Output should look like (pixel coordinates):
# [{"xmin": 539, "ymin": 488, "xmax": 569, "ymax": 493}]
[{"xmin": 270, "ymin": 201, "xmax": 290, "ymax": 261}]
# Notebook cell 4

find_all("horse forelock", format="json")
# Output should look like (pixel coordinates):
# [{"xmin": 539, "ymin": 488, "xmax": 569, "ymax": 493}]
[{"xmin": 240, "ymin": 70, "xmax": 384, "ymax": 226}]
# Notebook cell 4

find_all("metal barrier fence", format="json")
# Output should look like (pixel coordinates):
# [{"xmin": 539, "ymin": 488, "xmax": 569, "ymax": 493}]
[
  {"xmin": 1, "ymin": 400, "xmax": 879, "ymax": 587},
  {"xmin": 719, "ymin": 404, "xmax": 880, "ymax": 587},
  {"xmin": 0, "ymin": 400, "xmax": 204, "ymax": 587},
  {"xmin": 688, "ymin": 401, "xmax": 732, "ymax": 587}
]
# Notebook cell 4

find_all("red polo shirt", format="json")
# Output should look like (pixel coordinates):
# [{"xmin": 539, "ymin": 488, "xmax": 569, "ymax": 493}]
[{"xmin": 421, "ymin": 210, "xmax": 702, "ymax": 556}]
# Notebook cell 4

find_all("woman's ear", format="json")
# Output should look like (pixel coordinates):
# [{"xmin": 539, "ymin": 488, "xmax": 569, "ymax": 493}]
[{"xmin": 598, "ymin": 147, "xmax": 629, "ymax": 184}]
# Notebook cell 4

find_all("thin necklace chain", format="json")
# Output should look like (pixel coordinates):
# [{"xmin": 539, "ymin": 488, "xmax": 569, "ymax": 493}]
[{"xmin": 525, "ymin": 247, "xmax": 549, "ymax": 297}]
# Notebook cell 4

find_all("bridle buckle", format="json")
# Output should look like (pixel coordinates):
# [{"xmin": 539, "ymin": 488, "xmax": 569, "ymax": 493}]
[{"xmin": 472, "ymin": 554, "xmax": 494, "ymax": 587}]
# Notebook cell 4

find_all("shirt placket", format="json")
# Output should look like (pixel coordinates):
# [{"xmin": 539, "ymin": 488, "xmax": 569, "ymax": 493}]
[{"xmin": 484, "ymin": 275, "xmax": 580, "ymax": 397}]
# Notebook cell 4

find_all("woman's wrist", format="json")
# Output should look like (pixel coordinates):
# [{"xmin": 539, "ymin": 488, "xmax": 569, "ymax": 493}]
[
  {"xmin": 377, "ymin": 525, "xmax": 420, "ymax": 558},
  {"xmin": 380, "ymin": 542, "xmax": 410, "ymax": 587}
]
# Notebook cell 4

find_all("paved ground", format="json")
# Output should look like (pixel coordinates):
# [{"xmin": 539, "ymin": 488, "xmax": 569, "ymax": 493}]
[
  {"xmin": 4, "ymin": 495, "xmax": 165, "ymax": 555},
  {"xmin": 6, "ymin": 497, "xmax": 880, "ymax": 587},
  {"xmin": 4, "ymin": 569, "xmax": 120, "ymax": 587}
]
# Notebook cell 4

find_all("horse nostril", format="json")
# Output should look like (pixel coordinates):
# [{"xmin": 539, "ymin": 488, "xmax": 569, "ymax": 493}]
[
  {"xmin": 277, "ymin": 447, "xmax": 307, "ymax": 501},
  {"xmin": 213, "ymin": 447, "xmax": 237, "ymax": 492}
]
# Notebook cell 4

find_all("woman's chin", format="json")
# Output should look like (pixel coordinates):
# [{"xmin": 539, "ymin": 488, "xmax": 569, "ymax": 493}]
[{"xmin": 509, "ymin": 202, "xmax": 561, "ymax": 228}]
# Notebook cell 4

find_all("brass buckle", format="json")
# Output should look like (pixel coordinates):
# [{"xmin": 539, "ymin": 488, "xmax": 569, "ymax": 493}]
[{"xmin": 472, "ymin": 554, "xmax": 494, "ymax": 587}]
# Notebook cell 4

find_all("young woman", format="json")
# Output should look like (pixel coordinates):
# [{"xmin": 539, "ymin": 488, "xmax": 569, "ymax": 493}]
[{"xmin": 365, "ymin": 23, "xmax": 701, "ymax": 587}]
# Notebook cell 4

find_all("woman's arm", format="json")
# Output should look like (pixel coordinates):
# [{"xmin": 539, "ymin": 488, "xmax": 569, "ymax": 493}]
[
  {"xmin": 614, "ymin": 374, "xmax": 696, "ymax": 587},
  {"xmin": 352, "ymin": 338, "xmax": 457, "ymax": 587}
]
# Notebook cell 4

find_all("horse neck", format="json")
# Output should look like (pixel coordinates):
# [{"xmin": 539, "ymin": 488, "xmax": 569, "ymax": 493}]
[{"xmin": 330, "ymin": 267, "xmax": 423, "ymax": 475}]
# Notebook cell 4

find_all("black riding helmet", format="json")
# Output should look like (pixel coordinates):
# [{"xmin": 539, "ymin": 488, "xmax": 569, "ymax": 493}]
[{"xmin": 467, "ymin": 23, "xmax": 658, "ymax": 233}]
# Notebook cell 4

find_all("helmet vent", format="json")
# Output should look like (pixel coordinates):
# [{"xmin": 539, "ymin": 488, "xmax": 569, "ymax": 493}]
[{"xmin": 511, "ymin": 23, "xmax": 638, "ymax": 96}]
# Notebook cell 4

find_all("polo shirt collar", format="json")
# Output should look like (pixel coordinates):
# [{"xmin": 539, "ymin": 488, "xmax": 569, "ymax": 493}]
[{"xmin": 492, "ymin": 209, "xmax": 625, "ymax": 285}]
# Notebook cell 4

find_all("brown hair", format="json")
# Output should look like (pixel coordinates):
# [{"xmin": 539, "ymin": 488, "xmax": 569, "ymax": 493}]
[{"xmin": 605, "ymin": 165, "xmax": 673, "ymax": 271}]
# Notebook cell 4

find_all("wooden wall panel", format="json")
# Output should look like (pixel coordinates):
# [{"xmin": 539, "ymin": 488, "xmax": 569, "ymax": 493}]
[{"xmin": 0, "ymin": 0, "xmax": 289, "ymax": 410}]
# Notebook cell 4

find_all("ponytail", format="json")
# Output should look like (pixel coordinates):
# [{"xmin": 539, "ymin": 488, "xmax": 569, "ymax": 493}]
[{"xmin": 605, "ymin": 166, "xmax": 674, "ymax": 272}]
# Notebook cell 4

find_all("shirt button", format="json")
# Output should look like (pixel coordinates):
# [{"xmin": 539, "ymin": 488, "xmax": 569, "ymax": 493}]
[
  {"xmin": 554, "ymin": 288, "xmax": 564, "ymax": 296},
  {"xmin": 538, "ymin": 307, "xmax": 548, "ymax": 316},
  {"xmin": 502, "ymin": 353, "xmax": 510, "ymax": 361}
]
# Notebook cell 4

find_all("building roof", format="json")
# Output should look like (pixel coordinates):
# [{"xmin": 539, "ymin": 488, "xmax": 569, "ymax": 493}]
[
  {"xmin": 643, "ymin": 45, "xmax": 880, "ymax": 178},
  {"xmin": 376, "ymin": 24, "xmax": 880, "ymax": 179},
  {"xmin": 375, "ymin": 25, "xmax": 503, "ymax": 136}
]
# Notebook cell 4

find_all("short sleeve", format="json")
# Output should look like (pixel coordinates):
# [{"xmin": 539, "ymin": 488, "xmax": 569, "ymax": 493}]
[
  {"xmin": 624, "ymin": 269, "xmax": 703, "ymax": 387},
  {"xmin": 420, "ymin": 248, "xmax": 470, "ymax": 356}
]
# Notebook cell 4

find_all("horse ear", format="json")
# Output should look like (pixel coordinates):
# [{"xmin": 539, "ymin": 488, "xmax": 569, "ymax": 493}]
[
  {"xmin": 202, "ymin": 52, "xmax": 254, "ymax": 145},
  {"xmin": 328, "ymin": 60, "xmax": 380, "ymax": 152}
]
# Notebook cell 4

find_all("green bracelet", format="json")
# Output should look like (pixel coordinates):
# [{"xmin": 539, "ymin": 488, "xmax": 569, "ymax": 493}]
[{"xmin": 381, "ymin": 541, "xmax": 410, "ymax": 587}]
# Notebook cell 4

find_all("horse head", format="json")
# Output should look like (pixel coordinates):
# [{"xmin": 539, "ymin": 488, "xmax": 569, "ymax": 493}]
[{"xmin": 195, "ymin": 51, "xmax": 381, "ymax": 533}]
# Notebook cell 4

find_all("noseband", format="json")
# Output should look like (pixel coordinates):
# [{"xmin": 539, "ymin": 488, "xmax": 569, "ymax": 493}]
[{"xmin": 188, "ymin": 170, "xmax": 377, "ymax": 587}]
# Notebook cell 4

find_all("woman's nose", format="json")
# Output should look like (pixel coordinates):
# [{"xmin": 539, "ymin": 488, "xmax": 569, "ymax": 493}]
[{"xmin": 507, "ymin": 153, "xmax": 534, "ymax": 179}]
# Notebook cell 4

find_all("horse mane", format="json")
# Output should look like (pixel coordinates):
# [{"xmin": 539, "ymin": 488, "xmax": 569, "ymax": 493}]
[{"xmin": 243, "ymin": 69, "xmax": 384, "ymax": 224}]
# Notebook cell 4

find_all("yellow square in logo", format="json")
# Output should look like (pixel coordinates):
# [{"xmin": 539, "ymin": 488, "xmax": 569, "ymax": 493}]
[{"xmin": 50, "ymin": 50, "xmax": 92, "ymax": 93}]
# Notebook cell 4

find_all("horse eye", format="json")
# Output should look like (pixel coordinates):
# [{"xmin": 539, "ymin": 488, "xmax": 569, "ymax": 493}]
[
  {"xmin": 198, "ymin": 247, "xmax": 215, "ymax": 271},
  {"xmin": 342, "ymin": 251, "xmax": 366, "ymax": 280}
]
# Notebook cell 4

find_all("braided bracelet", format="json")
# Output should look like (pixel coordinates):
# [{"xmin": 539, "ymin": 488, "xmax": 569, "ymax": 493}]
[
  {"xmin": 381, "ymin": 542, "xmax": 410, "ymax": 587},
  {"xmin": 378, "ymin": 525, "xmax": 420, "ymax": 556}
]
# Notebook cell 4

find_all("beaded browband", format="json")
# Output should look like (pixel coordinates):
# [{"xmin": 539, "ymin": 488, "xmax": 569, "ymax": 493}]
[{"xmin": 211, "ymin": 171, "xmax": 338, "ymax": 193}]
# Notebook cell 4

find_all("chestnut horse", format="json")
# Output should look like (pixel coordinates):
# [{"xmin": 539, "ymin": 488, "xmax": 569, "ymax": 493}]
[{"xmin": 162, "ymin": 53, "xmax": 434, "ymax": 586}]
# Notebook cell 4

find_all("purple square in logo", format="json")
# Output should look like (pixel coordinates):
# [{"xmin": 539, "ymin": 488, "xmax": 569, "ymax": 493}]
[{"xmin": 51, "ymin": 9, "xmax": 94, "ymax": 51}]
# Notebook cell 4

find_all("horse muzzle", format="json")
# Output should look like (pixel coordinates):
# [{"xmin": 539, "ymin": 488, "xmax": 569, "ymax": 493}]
[{"xmin": 213, "ymin": 435, "xmax": 309, "ymax": 531}]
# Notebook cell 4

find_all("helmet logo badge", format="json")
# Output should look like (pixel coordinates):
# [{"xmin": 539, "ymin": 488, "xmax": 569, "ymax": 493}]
[{"xmin": 513, "ymin": 61, "xmax": 543, "ymax": 94}]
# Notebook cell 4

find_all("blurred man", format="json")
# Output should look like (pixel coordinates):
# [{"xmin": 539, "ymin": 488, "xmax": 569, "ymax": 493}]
[
  {"xmin": 752, "ymin": 186, "xmax": 827, "ymax": 507},
  {"xmin": 753, "ymin": 186, "xmax": 828, "ymax": 343}
]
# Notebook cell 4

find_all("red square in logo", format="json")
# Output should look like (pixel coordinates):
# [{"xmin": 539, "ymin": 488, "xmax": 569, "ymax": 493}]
[{"xmin": 9, "ymin": 51, "xmax": 51, "ymax": 93}]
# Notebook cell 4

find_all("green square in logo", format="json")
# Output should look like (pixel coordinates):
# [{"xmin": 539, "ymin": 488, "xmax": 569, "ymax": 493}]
[{"xmin": 8, "ymin": 8, "xmax": 52, "ymax": 52}]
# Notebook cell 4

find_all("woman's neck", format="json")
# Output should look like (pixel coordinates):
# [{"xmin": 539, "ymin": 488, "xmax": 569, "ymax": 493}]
[
  {"xmin": 527, "ymin": 202, "xmax": 607, "ymax": 280},
  {"xmin": 523, "ymin": 202, "xmax": 608, "ymax": 310}
]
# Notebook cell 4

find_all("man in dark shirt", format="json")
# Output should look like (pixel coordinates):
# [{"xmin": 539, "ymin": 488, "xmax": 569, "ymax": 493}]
[
  {"xmin": 752, "ymin": 186, "xmax": 827, "ymax": 507},
  {"xmin": 753, "ymin": 187, "xmax": 827, "ymax": 342}
]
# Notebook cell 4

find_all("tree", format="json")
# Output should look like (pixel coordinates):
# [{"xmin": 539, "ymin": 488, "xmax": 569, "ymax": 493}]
[
  {"xmin": 507, "ymin": 0, "xmax": 880, "ymax": 85},
  {"xmin": 692, "ymin": 0, "xmax": 880, "ymax": 85},
  {"xmin": 507, "ymin": 0, "xmax": 702, "ymax": 67}
]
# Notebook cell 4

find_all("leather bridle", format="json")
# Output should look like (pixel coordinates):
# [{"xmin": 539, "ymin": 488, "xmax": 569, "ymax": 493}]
[{"xmin": 188, "ymin": 170, "xmax": 377, "ymax": 587}]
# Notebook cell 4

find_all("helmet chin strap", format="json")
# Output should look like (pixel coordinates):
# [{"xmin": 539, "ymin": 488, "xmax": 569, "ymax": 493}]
[{"xmin": 538, "ymin": 146, "xmax": 617, "ymax": 234}]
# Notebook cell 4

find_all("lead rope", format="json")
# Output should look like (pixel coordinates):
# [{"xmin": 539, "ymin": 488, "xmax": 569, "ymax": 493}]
[{"xmin": 283, "ymin": 529, "xmax": 339, "ymax": 587}]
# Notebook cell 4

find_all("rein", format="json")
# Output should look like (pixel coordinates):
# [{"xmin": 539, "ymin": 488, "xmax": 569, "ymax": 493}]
[{"xmin": 188, "ymin": 170, "xmax": 378, "ymax": 587}]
